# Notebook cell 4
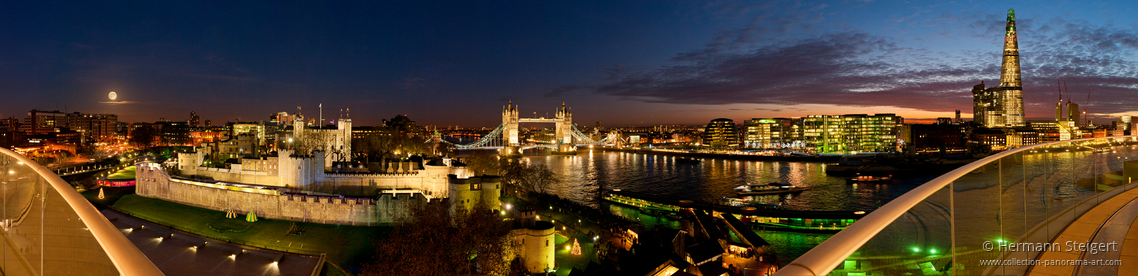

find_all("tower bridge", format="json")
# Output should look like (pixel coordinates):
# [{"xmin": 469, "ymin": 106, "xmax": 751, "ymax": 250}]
[{"xmin": 429, "ymin": 101, "xmax": 619, "ymax": 155}]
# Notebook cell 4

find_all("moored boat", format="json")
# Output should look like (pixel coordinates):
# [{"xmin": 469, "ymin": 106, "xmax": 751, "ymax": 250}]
[
  {"xmin": 734, "ymin": 183, "xmax": 810, "ymax": 195},
  {"xmin": 848, "ymin": 175, "xmax": 892, "ymax": 183},
  {"xmin": 719, "ymin": 196, "xmax": 780, "ymax": 208}
]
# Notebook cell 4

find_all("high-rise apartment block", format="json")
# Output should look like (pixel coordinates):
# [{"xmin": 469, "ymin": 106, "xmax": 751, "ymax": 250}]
[
  {"xmin": 1067, "ymin": 102, "xmax": 1080, "ymax": 126},
  {"xmin": 70, "ymin": 113, "xmax": 119, "ymax": 144},
  {"xmin": 22, "ymin": 109, "xmax": 118, "ymax": 144},
  {"xmin": 189, "ymin": 111, "xmax": 201, "ymax": 127}
]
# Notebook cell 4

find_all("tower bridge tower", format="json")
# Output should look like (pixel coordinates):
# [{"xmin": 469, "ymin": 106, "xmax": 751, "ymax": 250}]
[
  {"xmin": 503, "ymin": 101, "xmax": 520, "ymax": 146},
  {"xmin": 499, "ymin": 101, "xmax": 576, "ymax": 155},
  {"xmin": 555, "ymin": 103, "xmax": 572, "ymax": 145}
]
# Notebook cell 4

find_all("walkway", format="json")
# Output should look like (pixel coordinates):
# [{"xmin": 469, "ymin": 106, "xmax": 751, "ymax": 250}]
[
  {"xmin": 102, "ymin": 210, "xmax": 324, "ymax": 276},
  {"xmin": 1028, "ymin": 186, "xmax": 1138, "ymax": 276}
]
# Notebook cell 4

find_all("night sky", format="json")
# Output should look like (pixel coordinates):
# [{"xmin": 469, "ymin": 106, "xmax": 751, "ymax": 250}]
[{"xmin": 2, "ymin": 1, "xmax": 1136, "ymax": 127}]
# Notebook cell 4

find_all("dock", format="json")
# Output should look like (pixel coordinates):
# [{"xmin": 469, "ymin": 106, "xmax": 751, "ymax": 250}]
[{"xmin": 605, "ymin": 190, "xmax": 867, "ymax": 233}]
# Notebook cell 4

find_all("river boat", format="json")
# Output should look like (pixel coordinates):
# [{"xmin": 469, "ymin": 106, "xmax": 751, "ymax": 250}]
[
  {"xmin": 718, "ymin": 197, "xmax": 780, "ymax": 208},
  {"xmin": 734, "ymin": 183, "xmax": 809, "ymax": 195},
  {"xmin": 825, "ymin": 155, "xmax": 981, "ymax": 176},
  {"xmin": 848, "ymin": 175, "xmax": 892, "ymax": 183}
]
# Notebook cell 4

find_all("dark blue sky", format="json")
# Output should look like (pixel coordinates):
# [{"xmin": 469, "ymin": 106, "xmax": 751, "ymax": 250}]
[{"xmin": 2, "ymin": 1, "xmax": 1137, "ymax": 127}]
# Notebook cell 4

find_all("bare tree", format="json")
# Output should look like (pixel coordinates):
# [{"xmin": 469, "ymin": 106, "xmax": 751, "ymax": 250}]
[
  {"xmin": 293, "ymin": 131, "xmax": 331, "ymax": 156},
  {"xmin": 363, "ymin": 201, "xmax": 515, "ymax": 275},
  {"xmin": 465, "ymin": 150, "xmax": 501, "ymax": 176},
  {"xmin": 521, "ymin": 163, "xmax": 559, "ymax": 195},
  {"xmin": 352, "ymin": 130, "xmax": 433, "ymax": 161}
]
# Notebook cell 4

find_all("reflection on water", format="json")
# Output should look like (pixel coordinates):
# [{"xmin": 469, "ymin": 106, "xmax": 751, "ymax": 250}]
[
  {"xmin": 521, "ymin": 149, "xmax": 938, "ymax": 264},
  {"xmin": 605, "ymin": 203, "xmax": 681, "ymax": 230},
  {"xmin": 528, "ymin": 149, "xmax": 936, "ymax": 212}
]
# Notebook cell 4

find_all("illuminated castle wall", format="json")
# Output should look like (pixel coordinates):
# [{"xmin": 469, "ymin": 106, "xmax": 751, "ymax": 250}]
[
  {"xmin": 137, "ymin": 163, "xmax": 407, "ymax": 225},
  {"xmin": 177, "ymin": 149, "xmax": 470, "ymax": 199},
  {"xmin": 139, "ymin": 162, "xmax": 499, "ymax": 225}
]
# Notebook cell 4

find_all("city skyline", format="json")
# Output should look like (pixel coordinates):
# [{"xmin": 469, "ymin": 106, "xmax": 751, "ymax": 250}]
[{"xmin": 2, "ymin": 1, "xmax": 1137, "ymax": 127}]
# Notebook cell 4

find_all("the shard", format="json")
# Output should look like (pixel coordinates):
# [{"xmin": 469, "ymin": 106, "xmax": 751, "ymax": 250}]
[
  {"xmin": 999, "ymin": 9, "xmax": 1025, "ymax": 127},
  {"xmin": 972, "ymin": 9, "xmax": 1025, "ymax": 128}
]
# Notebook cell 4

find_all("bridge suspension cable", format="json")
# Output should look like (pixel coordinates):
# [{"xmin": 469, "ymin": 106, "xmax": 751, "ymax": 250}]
[
  {"xmin": 570, "ymin": 125, "xmax": 616, "ymax": 145},
  {"xmin": 429, "ymin": 123, "xmax": 507, "ymax": 148}
]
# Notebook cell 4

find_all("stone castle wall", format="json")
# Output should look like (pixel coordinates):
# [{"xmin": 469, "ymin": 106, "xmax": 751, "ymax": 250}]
[
  {"xmin": 311, "ymin": 164, "xmax": 463, "ymax": 197},
  {"xmin": 137, "ymin": 163, "xmax": 421, "ymax": 225},
  {"xmin": 176, "ymin": 150, "xmax": 466, "ymax": 198}
]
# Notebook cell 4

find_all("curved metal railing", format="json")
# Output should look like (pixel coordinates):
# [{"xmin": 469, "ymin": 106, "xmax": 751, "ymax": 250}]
[
  {"xmin": 776, "ymin": 136, "xmax": 1138, "ymax": 275},
  {"xmin": 0, "ymin": 148, "xmax": 163, "ymax": 275}
]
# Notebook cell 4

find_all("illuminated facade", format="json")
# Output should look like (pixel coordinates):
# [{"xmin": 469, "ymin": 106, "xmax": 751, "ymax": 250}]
[
  {"xmin": 20, "ymin": 110, "xmax": 118, "ymax": 144},
  {"xmin": 1067, "ymin": 102, "xmax": 1081, "ymax": 126},
  {"xmin": 189, "ymin": 111, "xmax": 200, "ymax": 127},
  {"xmin": 972, "ymin": 83, "xmax": 1003, "ymax": 127},
  {"xmin": 448, "ymin": 175, "xmax": 501, "ymax": 213},
  {"xmin": 741, "ymin": 118, "xmax": 802, "ymax": 149},
  {"xmin": 999, "ymin": 9, "xmax": 1025, "ymax": 127},
  {"xmin": 1123, "ymin": 115, "xmax": 1133, "ymax": 135},
  {"xmin": 803, "ymin": 114, "xmax": 901, "ymax": 154},
  {"xmin": 805, "ymin": 113, "xmax": 901, "ymax": 154},
  {"xmin": 293, "ymin": 112, "xmax": 352, "ymax": 167},
  {"xmin": 743, "ymin": 118, "xmax": 776, "ymax": 148},
  {"xmin": 701, "ymin": 118, "xmax": 739, "ymax": 148},
  {"xmin": 973, "ymin": 9, "xmax": 1026, "ymax": 128},
  {"xmin": 511, "ymin": 219, "xmax": 555, "ymax": 274},
  {"xmin": 1028, "ymin": 121, "xmax": 1061, "ymax": 143}
]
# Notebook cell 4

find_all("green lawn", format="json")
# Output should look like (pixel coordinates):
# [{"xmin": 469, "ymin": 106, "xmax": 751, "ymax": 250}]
[
  {"xmin": 552, "ymin": 232, "xmax": 598, "ymax": 276},
  {"xmin": 107, "ymin": 166, "xmax": 136, "ymax": 180},
  {"xmin": 111, "ymin": 194, "xmax": 391, "ymax": 268},
  {"xmin": 81, "ymin": 187, "xmax": 135, "ymax": 209}
]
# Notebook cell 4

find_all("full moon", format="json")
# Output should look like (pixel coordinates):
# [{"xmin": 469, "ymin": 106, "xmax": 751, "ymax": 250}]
[{"xmin": 108, "ymin": 91, "xmax": 117, "ymax": 101}]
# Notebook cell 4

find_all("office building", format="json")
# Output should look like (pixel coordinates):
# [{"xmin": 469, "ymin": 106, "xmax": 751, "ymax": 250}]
[
  {"xmin": 803, "ymin": 114, "xmax": 901, "ymax": 154},
  {"xmin": 1068, "ymin": 102, "xmax": 1081, "ymax": 127},
  {"xmin": 701, "ymin": 118, "xmax": 739, "ymax": 148}
]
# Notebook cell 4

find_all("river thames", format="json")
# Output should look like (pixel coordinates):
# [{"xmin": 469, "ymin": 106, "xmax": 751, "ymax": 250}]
[
  {"xmin": 514, "ymin": 145, "xmax": 1135, "ymax": 265},
  {"xmin": 523, "ymin": 149, "xmax": 939, "ymax": 262}
]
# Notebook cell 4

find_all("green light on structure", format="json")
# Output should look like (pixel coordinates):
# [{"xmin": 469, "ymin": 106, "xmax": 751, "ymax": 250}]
[
  {"xmin": 929, "ymin": 248, "xmax": 938, "ymax": 254},
  {"xmin": 912, "ymin": 247, "xmax": 921, "ymax": 253}
]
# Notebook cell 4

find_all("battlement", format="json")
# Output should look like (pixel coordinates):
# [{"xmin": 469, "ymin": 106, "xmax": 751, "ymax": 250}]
[{"xmin": 284, "ymin": 194, "xmax": 373, "ymax": 205}]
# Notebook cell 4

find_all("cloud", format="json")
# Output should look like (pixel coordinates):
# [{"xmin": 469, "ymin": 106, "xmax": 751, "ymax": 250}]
[
  {"xmin": 558, "ymin": 14, "xmax": 1138, "ymax": 120},
  {"xmin": 99, "ymin": 101, "xmax": 147, "ymax": 104}
]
